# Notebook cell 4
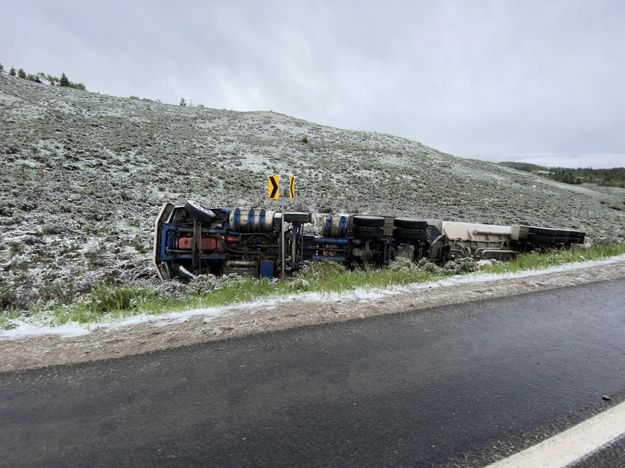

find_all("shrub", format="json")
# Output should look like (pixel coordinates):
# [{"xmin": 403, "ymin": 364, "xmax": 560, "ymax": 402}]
[
  {"xmin": 0, "ymin": 286, "xmax": 17, "ymax": 311},
  {"xmin": 416, "ymin": 258, "xmax": 444, "ymax": 275},
  {"xmin": 185, "ymin": 274, "xmax": 241, "ymax": 295},
  {"xmin": 388, "ymin": 256, "xmax": 419, "ymax": 272},
  {"xmin": 443, "ymin": 257, "xmax": 478, "ymax": 275},
  {"xmin": 80, "ymin": 285, "xmax": 160, "ymax": 314},
  {"xmin": 84, "ymin": 249, "xmax": 106, "ymax": 267},
  {"xmin": 130, "ymin": 237, "xmax": 148, "ymax": 253},
  {"xmin": 286, "ymin": 278, "xmax": 310, "ymax": 292},
  {"xmin": 46, "ymin": 74, "xmax": 59, "ymax": 85},
  {"xmin": 298, "ymin": 260, "xmax": 347, "ymax": 279},
  {"xmin": 41, "ymin": 223, "xmax": 63, "ymax": 235}
]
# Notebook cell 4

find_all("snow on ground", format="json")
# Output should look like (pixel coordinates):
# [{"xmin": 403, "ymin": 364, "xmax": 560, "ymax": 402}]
[
  {"xmin": 3, "ymin": 254, "xmax": 625, "ymax": 341},
  {"xmin": 3, "ymin": 73, "xmax": 625, "ymax": 314},
  {"xmin": 3, "ymin": 255, "xmax": 625, "ymax": 373}
]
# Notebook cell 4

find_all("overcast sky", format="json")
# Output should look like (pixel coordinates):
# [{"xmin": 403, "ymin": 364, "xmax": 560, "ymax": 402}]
[{"xmin": 2, "ymin": 0, "xmax": 625, "ymax": 167}]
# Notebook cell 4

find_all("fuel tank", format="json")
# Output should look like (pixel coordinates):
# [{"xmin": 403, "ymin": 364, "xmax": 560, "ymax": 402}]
[
  {"xmin": 322, "ymin": 214, "xmax": 349, "ymax": 237},
  {"xmin": 228, "ymin": 208, "xmax": 277, "ymax": 233}
]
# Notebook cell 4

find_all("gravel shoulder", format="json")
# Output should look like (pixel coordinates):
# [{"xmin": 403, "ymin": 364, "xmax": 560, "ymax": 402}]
[{"xmin": 2, "ymin": 257, "xmax": 625, "ymax": 374}]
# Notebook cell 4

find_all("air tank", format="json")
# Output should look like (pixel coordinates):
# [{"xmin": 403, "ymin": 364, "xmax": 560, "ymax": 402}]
[
  {"xmin": 229, "ymin": 208, "xmax": 276, "ymax": 233},
  {"xmin": 322, "ymin": 215, "xmax": 349, "ymax": 237}
]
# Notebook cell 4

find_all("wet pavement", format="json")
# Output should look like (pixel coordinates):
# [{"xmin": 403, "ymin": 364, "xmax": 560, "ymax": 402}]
[
  {"xmin": 574, "ymin": 434, "xmax": 625, "ymax": 468},
  {"xmin": 1, "ymin": 278, "xmax": 624, "ymax": 467}
]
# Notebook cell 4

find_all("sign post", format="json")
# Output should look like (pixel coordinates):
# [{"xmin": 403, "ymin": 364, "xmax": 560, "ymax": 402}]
[
  {"xmin": 288, "ymin": 176, "xmax": 296, "ymax": 265},
  {"xmin": 268, "ymin": 175, "xmax": 296, "ymax": 278},
  {"xmin": 268, "ymin": 175, "xmax": 285, "ymax": 277},
  {"xmin": 280, "ymin": 193, "xmax": 285, "ymax": 278}
]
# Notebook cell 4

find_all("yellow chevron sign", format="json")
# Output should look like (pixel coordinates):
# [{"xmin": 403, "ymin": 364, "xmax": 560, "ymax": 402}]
[
  {"xmin": 289, "ymin": 176, "xmax": 295, "ymax": 199},
  {"xmin": 268, "ymin": 175, "xmax": 280, "ymax": 200}
]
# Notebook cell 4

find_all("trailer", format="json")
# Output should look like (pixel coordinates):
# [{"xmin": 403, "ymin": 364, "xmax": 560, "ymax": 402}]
[{"xmin": 153, "ymin": 201, "xmax": 585, "ymax": 280}]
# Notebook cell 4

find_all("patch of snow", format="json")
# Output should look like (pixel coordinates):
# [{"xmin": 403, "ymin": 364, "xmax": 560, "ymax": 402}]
[
  {"xmin": 239, "ymin": 153, "xmax": 270, "ymax": 172},
  {"xmin": 271, "ymin": 123, "xmax": 307, "ymax": 135},
  {"xmin": 2, "ymin": 254, "xmax": 625, "ymax": 341},
  {"xmin": 2, "ymin": 322, "xmax": 91, "ymax": 339}
]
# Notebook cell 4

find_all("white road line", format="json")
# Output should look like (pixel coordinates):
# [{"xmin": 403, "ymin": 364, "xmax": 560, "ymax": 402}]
[{"xmin": 488, "ymin": 400, "xmax": 625, "ymax": 468}]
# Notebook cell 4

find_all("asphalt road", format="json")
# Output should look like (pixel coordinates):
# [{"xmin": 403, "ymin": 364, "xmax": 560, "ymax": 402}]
[
  {"xmin": 1, "ymin": 278, "xmax": 625, "ymax": 467},
  {"xmin": 576, "ymin": 434, "xmax": 625, "ymax": 468}
]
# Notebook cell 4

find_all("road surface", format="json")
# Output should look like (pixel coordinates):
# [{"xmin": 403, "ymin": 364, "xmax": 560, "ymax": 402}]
[{"xmin": 1, "ymin": 278, "xmax": 625, "ymax": 467}]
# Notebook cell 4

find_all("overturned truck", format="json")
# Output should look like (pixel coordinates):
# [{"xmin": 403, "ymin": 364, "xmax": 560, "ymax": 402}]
[{"xmin": 153, "ymin": 201, "xmax": 586, "ymax": 280}]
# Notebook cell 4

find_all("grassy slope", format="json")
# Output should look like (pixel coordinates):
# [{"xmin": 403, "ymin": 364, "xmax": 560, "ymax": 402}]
[
  {"xmin": 3, "ymin": 244, "xmax": 625, "ymax": 330},
  {"xmin": 1, "ymin": 74, "xmax": 625, "ymax": 311}
]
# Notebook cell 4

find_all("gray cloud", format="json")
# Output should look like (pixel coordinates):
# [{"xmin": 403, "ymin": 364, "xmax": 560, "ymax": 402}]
[{"xmin": 3, "ymin": 0, "xmax": 625, "ymax": 167}]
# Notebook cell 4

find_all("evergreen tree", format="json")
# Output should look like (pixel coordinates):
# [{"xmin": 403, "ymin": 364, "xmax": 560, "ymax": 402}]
[
  {"xmin": 179, "ymin": 98, "xmax": 186, "ymax": 106},
  {"xmin": 59, "ymin": 73, "xmax": 69, "ymax": 87},
  {"xmin": 0, "ymin": 63, "xmax": 4, "ymax": 73},
  {"xmin": 17, "ymin": 68, "xmax": 26, "ymax": 79},
  {"xmin": 9, "ymin": 67, "xmax": 16, "ymax": 76}
]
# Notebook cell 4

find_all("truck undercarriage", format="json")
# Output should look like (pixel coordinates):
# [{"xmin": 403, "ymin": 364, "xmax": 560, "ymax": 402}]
[{"xmin": 153, "ymin": 201, "xmax": 586, "ymax": 280}]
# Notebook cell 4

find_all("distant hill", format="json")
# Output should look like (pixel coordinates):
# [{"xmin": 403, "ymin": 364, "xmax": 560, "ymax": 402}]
[
  {"xmin": 1, "ymin": 73, "xmax": 625, "ymax": 309},
  {"xmin": 499, "ymin": 162, "xmax": 625, "ymax": 187}
]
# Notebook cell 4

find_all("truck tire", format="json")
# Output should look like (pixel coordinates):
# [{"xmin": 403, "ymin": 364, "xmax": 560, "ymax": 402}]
[
  {"xmin": 283, "ymin": 212, "xmax": 312, "ymax": 223},
  {"xmin": 185, "ymin": 201, "xmax": 216, "ymax": 224},
  {"xmin": 353, "ymin": 225, "xmax": 384, "ymax": 239},
  {"xmin": 352, "ymin": 215, "xmax": 385, "ymax": 228},
  {"xmin": 393, "ymin": 218, "xmax": 428, "ymax": 230},
  {"xmin": 393, "ymin": 227, "xmax": 427, "ymax": 242}
]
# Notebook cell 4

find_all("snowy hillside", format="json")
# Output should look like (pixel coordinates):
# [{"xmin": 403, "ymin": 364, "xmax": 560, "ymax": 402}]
[{"xmin": 1, "ymin": 74, "xmax": 624, "ymax": 309}]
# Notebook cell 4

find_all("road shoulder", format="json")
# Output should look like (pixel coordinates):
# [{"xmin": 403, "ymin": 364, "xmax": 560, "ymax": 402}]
[{"xmin": 2, "ymin": 257, "xmax": 625, "ymax": 373}]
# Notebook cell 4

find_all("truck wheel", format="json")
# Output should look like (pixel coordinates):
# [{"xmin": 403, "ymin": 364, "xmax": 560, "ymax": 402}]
[
  {"xmin": 185, "ymin": 200, "xmax": 216, "ymax": 224},
  {"xmin": 352, "ymin": 215, "xmax": 385, "ymax": 228},
  {"xmin": 393, "ymin": 218, "xmax": 428, "ymax": 230},
  {"xmin": 353, "ymin": 225, "xmax": 384, "ymax": 239}
]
